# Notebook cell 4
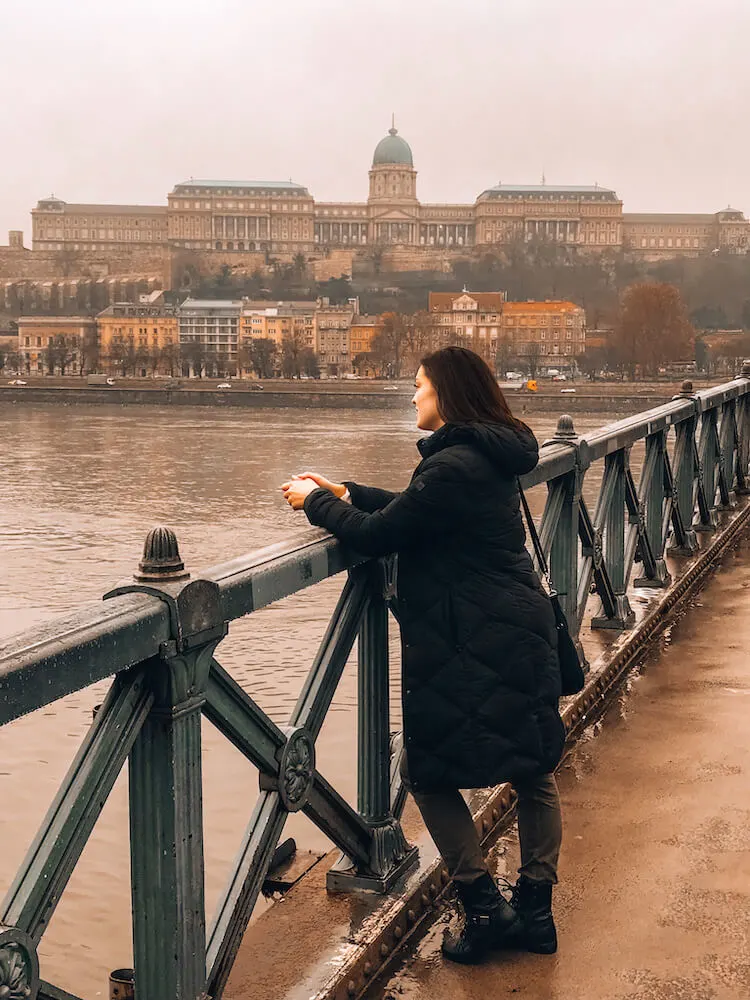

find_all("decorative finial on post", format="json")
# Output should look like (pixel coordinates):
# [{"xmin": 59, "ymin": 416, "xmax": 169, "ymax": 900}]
[
  {"xmin": 134, "ymin": 527, "xmax": 190, "ymax": 583},
  {"xmin": 554, "ymin": 414, "xmax": 577, "ymax": 440},
  {"xmin": 672, "ymin": 379, "xmax": 696, "ymax": 401},
  {"xmin": 740, "ymin": 359, "xmax": 750, "ymax": 378}
]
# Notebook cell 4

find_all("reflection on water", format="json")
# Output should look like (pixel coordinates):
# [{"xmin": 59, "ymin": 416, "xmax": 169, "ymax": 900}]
[{"xmin": 0, "ymin": 402, "xmax": 624, "ymax": 995}]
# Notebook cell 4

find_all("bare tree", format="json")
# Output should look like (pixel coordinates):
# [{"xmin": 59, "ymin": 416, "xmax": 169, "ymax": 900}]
[
  {"xmin": 615, "ymin": 282, "xmax": 694, "ymax": 378},
  {"xmin": 239, "ymin": 337, "xmax": 277, "ymax": 378}
]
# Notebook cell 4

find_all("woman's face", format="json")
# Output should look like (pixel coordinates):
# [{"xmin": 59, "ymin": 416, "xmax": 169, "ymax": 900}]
[{"xmin": 412, "ymin": 366, "xmax": 444, "ymax": 432}]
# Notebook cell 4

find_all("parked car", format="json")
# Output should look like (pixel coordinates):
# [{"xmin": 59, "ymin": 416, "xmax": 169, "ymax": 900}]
[
  {"xmin": 560, "ymin": 388, "xmax": 576, "ymax": 394},
  {"xmin": 8, "ymin": 379, "xmax": 27, "ymax": 385},
  {"xmin": 106, "ymin": 377, "xmax": 116, "ymax": 386},
  {"xmin": 216, "ymin": 383, "xmax": 232, "ymax": 389},
  {"xmin": 249, "ymin": 382, "xmax": 264, "ymax": 391},
  {"xmin": 552, "ymin": 374, "xmax": 568, "ymax": 382},
  {"xmin": 383, "ymin": 384, "xmax": 401, "ymax": 391}
]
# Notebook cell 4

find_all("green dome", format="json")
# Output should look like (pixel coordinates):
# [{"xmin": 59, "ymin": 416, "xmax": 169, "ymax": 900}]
[{"xmin": 372, "ymin": 127, "xmax": 413, "ymax": 167}]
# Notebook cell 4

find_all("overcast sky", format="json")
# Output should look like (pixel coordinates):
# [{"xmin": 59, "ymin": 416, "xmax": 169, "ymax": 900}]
[{"xmin": 2, "ymin": 0, "xmax": 749, "ymax": 239}]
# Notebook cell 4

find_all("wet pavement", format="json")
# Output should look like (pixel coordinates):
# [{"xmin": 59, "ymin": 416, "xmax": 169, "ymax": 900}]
[{"xmin": 375, "ymin": 539, "xmax": 750, "ymax": 1000}]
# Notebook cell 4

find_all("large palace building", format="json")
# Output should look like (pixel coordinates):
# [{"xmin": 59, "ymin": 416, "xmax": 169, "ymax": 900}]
[{"xmin": 28, "ymin": 125, "xmax": 750, "ymax": 259}]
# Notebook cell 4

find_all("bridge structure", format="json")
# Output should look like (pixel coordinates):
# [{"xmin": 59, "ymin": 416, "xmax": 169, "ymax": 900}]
[{"xmin": 2, "ymin": 369, "xmax": 750, "ymax": 1000}]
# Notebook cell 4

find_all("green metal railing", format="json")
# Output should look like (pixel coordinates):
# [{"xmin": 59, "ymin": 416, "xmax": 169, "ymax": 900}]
[{"xmin": 2, "ymin": 368, "xmax": 750, "ymax": 1000}]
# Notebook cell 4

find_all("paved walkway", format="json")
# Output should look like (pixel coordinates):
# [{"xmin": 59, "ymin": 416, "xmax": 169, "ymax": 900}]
[{"xmin": 376, "ymin": 539, "xmax": 750, "ymax": 1000}]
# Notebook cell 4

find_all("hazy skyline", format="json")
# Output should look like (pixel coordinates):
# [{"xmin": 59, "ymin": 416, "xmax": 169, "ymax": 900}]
[{"xmin": 3, "ymin": 0, "xmax": 750, "ymax": 239}]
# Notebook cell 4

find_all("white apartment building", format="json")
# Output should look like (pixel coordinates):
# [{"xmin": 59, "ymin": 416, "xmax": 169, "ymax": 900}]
[{"xmin": 177, "ymin": 298, "xmax": 241, "ymax": 376}]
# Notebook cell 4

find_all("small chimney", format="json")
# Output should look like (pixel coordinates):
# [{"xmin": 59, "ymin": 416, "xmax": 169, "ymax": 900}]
[{"xmin": 8, "ymin": 231, "xmax": 24, "ymax": 250}]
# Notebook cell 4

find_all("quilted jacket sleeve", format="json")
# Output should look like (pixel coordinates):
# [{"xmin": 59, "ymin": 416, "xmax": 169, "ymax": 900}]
[
  {"xmin": 305, "ymin": 460, "xmax": 457, "ymax": 556},
  {"xmin": 342, "ymin": 481, "xmax": 400, "ymax": 512}
]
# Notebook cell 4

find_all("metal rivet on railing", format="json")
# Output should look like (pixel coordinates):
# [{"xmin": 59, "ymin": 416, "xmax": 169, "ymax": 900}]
[
  {"xmin": 134, "ymin": 526, "xmax": 190, "ymax": 582},
  {"xmin": 420, "ymin": 893, "xmax": 429, "ymax": 907},
  {"xmin": 394, "ymin": 925, "xmax": 403, "ymax": 939},
  {"xmin": 492, "ymin": 808, "xmax": 499, "ymax": 821},
  {"xmin": 406, "ymin": 909, "xmax": 416, "ymax": 923},
  {"xmin": 380, "ymin": 942, "xmax": 390, "ymax": 957},
  {"xmin": 346, "ymin": 980, "xmax": 357, "ymax": 997},
  {"xmin": 363, "ymin": 962, "xmax": 373, "ymax": 977}
]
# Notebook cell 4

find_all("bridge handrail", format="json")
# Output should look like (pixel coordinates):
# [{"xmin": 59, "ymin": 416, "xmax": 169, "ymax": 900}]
[{"xmin": 2, "ymin": 369, "xmax": 750, "ymax": 1000}]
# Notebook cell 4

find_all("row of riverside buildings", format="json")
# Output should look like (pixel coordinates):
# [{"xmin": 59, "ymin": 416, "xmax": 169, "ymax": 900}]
[{"xmin": 12, "ymin": 291, "xmax": 586, "ymax": 377}]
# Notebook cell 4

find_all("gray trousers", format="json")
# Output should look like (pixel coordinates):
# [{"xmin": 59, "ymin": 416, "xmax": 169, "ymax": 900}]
[{"xmin": 402, "ymin": 756, "xmax": 562, "ymax": 885}]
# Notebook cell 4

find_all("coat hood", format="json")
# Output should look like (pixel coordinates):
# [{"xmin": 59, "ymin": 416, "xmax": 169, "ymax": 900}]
[{"xmin": 417, "ymin": 420, "xmax": 539, "ymax": 476}]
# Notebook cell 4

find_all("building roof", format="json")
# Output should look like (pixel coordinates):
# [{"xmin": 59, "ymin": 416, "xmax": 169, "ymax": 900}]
[
  {"xmin": 429, "ymin": 291, "xmax": 506, "ymax": 312},
  {"xmin": 172, "ymin": 180, "xmax": 309, "ymax": 193},
  {"xmin": 97, "ymin": 302, "xmax": 175, "ymax": 317},
  {"xmin": 503, "ymin": 300, "xmax": 582, "ymax": 313},
  {"xmin": 17, "ymin": 315, "xmax": 97, "ymax": 325},
  {"xmin": 372, "ymin": 127, "xmax": 414, "ymax": 167},
  {"xmin": 34, "ymin": 200, "xmax": 166, "ymax": 214},
  {"xmin": 480, "ymin": 184, "xmax": 618, "ymax": 201},
  {"xmin": 178, "ymin": 299, "xmax": 243, "ymax": 310},
  {"xmin": 352, "ymin": 314, "xmax": 382, "ymax": 325},
  {"xmin": 623, "ymin": 213, "xmax": 716, "ymax": 224}
]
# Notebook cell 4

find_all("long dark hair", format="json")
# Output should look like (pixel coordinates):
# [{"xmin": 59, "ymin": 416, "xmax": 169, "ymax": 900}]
[{"xmin": 419, "ymin": 346, "xmax": 524, "ymax": 428}]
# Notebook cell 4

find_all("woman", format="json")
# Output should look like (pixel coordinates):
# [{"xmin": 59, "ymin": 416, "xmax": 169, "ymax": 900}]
[{"xmin": 282, "ymin": 347, "xmax": 565, "ymax": 965}]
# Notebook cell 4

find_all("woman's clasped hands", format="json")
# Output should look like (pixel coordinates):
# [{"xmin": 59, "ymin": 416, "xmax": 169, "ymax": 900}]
[{"xmin": 281, "ymin": 471, "xmax": 346, "ymax": 510}]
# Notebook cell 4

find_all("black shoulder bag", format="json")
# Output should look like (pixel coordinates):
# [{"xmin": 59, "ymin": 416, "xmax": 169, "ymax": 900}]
[{"xmin": 518, "ymin": 485, "xmax": 586, "ymax": 696}]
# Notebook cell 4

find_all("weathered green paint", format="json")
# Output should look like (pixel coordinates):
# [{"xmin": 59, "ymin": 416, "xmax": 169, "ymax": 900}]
[
  {"xmin": 128, "ymin": 579, "xmax": 225, "ymax": 1000},
  {"xmin": 591, "ymin": 450, "xmax": 635, "ymax": 628},
  {"xmin": 669, "ymin": 414, "xmax": 699, "ymax": 554},
  {"xmin": 1, "ymin": 668, "xmax": 152, "ymax": 940},
  {"xmin": 635, "ymin": 432, "xmax": 671, "ymax": 587}
]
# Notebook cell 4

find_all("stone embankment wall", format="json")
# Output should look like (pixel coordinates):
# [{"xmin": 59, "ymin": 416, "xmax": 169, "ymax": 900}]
[{"xmin": 0, "ymin": 385, "xmax": 673, "ymax": 413}]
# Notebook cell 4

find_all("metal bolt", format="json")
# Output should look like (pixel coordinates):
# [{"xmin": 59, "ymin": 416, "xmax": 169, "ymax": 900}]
[
  {"xmin": 380, "ymin": 942, "xmax": 389, "ymax": 957},
  {"xmin": 363, "ymin": 962, "xmax": 373, "ymax": 977},
  {"xmin": 109, "ymin": 969, "xmax": 135, "ymax": 1000},
  {"xmin": 347, "ymin": 981, "xmax": 357, "ymax": 997},
  {"xmin": 134, "ymin": 526, "xmax": 190, "ymax": 582},
  {"xmin": 406, "ymin": 909, "xmax": 416, "ymax": 923},
  {"xmin": 429, "ymin": 883, "xmax": 438, "ymax": 897},
  {"xmin": 492, "ymin": 808, "xmax": 499, "ymax": 821},
  {"xmin": 481, "ymin": 816, "xmax": 489, "ymax": 832},
  {"xmin": 421, "ymin": 893, "xmax": 429, "ymax": 907},
  {"xmin": 394, "ymin": 925, "xmax": 403, "ymax": 939}
]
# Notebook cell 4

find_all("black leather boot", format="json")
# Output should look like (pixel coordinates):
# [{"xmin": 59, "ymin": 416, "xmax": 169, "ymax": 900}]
[
  {"xmin": 510, "ymin": 876, "xmax": 557, "ymax": 954},
  {"xmin": 441, "ymin": 872, "xmax": 522, "ymax": 964}
]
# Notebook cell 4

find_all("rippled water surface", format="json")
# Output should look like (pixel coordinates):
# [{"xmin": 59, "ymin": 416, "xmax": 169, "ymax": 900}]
[{"xmin": 0, "ymin": 401, "xmax": 621, "ymax": 996}]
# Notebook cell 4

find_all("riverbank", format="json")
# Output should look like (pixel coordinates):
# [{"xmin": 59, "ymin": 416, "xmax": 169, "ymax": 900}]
[{"xmin": 0, "ymin": 382, "xmax": 690, "ymax": 412}]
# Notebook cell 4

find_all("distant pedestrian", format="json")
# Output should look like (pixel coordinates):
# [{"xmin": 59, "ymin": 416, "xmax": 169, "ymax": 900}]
[{"xmin": 282, "ymin": 346, "xmax": 564, "ymax": 964}]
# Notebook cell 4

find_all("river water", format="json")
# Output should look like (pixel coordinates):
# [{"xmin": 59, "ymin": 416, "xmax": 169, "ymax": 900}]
[{"xmin": 0, "ymin": 401, "xmax": 621, "ymax": 996}]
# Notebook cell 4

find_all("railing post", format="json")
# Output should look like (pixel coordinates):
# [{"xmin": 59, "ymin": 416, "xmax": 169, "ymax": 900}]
[
  {"xmin": 694, "ymin": 407, "xmax": 719, "ymax": 533},
  {"xmin": 634, "ymin": 431, "xmax": 672, "ymax": 587},
  {"xmin": 592, "ymin": 448, "xmax": 635, "ymax": 627},
  {"xmin": 668, "ymin": 384, "xmax": 699, "ymax": 555},
  {"xmin": 734, "ymin": 361, "xmax": 750, "ymax": 494},
  {"xmin": 327, "ymin": 560, "xmax": 418, "ymax": 893},
  {"xmin": 544, "ymin": 416, "xmax": 588, "ymax": 661},
  {"xmin": 105, "ymin": 528, "xmax": 227, "ymax": 1000}
]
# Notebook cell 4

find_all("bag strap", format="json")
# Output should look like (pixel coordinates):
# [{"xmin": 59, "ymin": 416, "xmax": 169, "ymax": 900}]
[{"xmin": 518, "ymin": 481, "xmax": 555, "ymax": 594}]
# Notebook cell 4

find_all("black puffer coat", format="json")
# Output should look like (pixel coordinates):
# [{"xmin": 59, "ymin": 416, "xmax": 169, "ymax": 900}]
[{"xmin": 304, "ymin": 421, "xmax": 565, "ymax": 793}]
